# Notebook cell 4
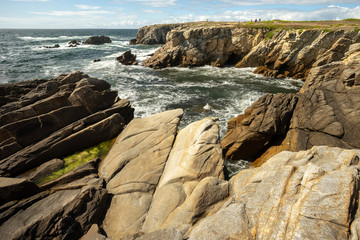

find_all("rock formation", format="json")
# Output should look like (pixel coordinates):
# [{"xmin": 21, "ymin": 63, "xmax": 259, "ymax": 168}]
[
  {"xmin": 222, "ymin": 41, "xmax": 360, "ymax": 164},
  {"xmin": 116, "ymin": 50, "xmax": 138, "ymax": 65},
  {"xmin": 238, "ymin": 29, "xmax": 360, "ymax": 79},
  {"xmin": 189, "ymin": 146, "xmax": 360, "ymax": 240},
  {"xmin": 99, "ymin": 111, "xmax": 225, "ymax": 239},
  {"xmin": 85, "ymin": 36, "xmax": 111, "ymax": 45},
  {"xmin": 143, "ymin": 26, "xmax": 266, "ymax": 68},
  {"xmin": 132, "ymin": 24, "xmax": 183, "ymax": 45},
  {"xmin": 141, "ymin": 23, "xmax": 360, "ymax": 80},
  {"xmin": 0, "ymin": 71, "xmax": 134, "ymax": 177}
]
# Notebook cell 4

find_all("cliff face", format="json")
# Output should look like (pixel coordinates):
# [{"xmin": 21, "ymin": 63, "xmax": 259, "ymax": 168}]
[
  {"xmin": 143, "ymin": 26, "xmax": 267, "ymax": 68},
  {"xmin": 134, "ymin": 24, "xmax": 183, "ymax": 45},
  {"xmin": 141, "ymin": 24, "xmax": 360, "ymax": 80},
  {"xmin": 238, "ymin": 29, "xmax": 360, "ymax": 79}
]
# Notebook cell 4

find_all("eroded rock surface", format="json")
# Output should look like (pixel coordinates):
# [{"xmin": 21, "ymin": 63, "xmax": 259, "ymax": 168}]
[
  {"xmin": 0, "ymin": 71, "xmax": 134, "ymax": 177},
  {"xmin": 133, "ymin": 24, "xmax": 183, "ymax": 45},
  {"xmin": 143, "ymin": 26, "xmax": 266, "ymax": 68},
  {"xmin": 99, "ymin": 113, "xmax": 226, "ymax": 239},
  {"xmin": 238, "ymin": 29, "xmax": 360, "ymax": 79},
  {"xmin": 189, "ymin": 146, "xmax": 360, "ymax": 240},
  {"xmin": 223, "ymin": 42, "xmax": 360, "ymax": 164},
  {"xmin": 0, "ymin": 159, "xmax": 108, "ymax": 240}
]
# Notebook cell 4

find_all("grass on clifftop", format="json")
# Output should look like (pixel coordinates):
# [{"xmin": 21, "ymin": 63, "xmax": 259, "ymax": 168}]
[
  {"xmin": 37, "ymin": 139, "xmax": 115, "ymax": 185},
  {"xmin": 176, "ymin": 19, "xmax": 360, "ymax": 33}
]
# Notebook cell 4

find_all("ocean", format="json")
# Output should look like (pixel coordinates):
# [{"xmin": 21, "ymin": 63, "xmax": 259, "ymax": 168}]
[{"xmin": 0, "ymin": 29, "xmax": 302, "ymax": 174}]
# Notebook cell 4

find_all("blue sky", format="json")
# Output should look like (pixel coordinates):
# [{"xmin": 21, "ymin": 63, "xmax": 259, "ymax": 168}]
[{"xmin": 0, "ymin": 0, "xmax": 359, "ymax": 28}]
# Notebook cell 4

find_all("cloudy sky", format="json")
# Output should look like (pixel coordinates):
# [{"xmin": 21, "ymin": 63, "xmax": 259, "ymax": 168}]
[{"xmin": 0, "ymin": 0, "xmax": 359, "ymax": 28}]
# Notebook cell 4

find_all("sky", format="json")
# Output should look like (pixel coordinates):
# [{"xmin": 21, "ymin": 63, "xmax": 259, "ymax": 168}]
[{"xmin": 0, "ymin": 0, "xmax": 359, "ymax": 29}]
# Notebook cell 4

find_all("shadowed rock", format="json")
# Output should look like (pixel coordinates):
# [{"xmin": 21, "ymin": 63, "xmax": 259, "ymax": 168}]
[{"xmin": 84, "ymin": 36, "xmax": 111, "ymax": 45}]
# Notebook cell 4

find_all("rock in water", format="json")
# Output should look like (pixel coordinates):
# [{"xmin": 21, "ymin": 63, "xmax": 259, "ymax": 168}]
[
  {"xmin": 84, "ymin": 36, "xmax": 111, "ymax": 45},
  {"xmin": 116, "ymin": 50, "xmax": 138, "ymax": 65}
]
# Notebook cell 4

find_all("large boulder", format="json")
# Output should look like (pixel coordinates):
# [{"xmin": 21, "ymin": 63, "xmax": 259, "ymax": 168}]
[
  {"xmin": 221, "ymin": 93, "xmax": 298, "ymax": 161},
  {"xmin": 189, "ymin": 146, "xmax": 360, "ymax": 240},
  {"xmin": 99, "ymin": 113, "xmax": 226, "ymax": 239},
  {"xmin": 84, "ymin": 36, "xmax": 111, "ymax": 45}
]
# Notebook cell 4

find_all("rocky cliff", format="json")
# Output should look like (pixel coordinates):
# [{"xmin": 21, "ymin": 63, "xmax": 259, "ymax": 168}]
[
  {"xmin": 143, "ymin": 26, "xmax": 267, "ymax": 68},
  {"xmin": 141, "ymin": 23, "xmax": 360, "ymax": 80},
  {"xmin": 222, "ymin": 41, "xmax": 360, "ymax": 165},
  {"xmin": 132, "ymin": 24, "xmax": 184, "ymax": 45}
]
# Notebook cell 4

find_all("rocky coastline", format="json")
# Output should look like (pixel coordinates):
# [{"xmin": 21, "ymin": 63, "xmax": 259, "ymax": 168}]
[{"xmin": 1, "ymin": 21, "xmax": 360, "ymax": 239}]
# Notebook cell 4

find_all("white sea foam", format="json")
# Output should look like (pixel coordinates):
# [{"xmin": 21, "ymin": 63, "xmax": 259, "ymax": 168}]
[{"xmin": 18, "ymin": 35, "xmax": 92, "ymax": 42}]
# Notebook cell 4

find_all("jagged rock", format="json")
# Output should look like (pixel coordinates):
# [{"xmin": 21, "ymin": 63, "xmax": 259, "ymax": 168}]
[
  {"xmin": 189, "ymin": 146, "xmax": 360, "ymax": 240},
  {"xmin": 68, "ymin": 39, "xmax": 80, "ymax": 47},
  {"xmin": 0, "ymin": 71, "xmax": 134, "ymax": 177},
  {"xmin": 0, "ymin": 177, "xmax": 41, "ymax": 204},
  {"xmin": 116, "ymin": 50, "xmax": 138, "ymax": 65},
  {"xmin": 84, "ymin": 36, "xmax": 111, "ymax": 45},
  {"xmin": 0, "ymin": 78, "xmax": 48, "ymax": 107},
  {"xmin": 221, "ymin": 93, "xmax": 298, "ymax": 160},
  {"xmin": 129, "ymin": 38, "xmax": 137, "ymax": 45},
  {"xmin": 0, "ymin": 184, "xmax": 108, "ymax": 240},
  {"xmin": 93, "ymin": 59, "xmax": 101, "ymax": 62},
  {"xmin": 19, "ymin": 158, "xmax": 63, "ymax": 182},
  {"xmin": 135, "ymin": 24, "xmax": 182, "ymax": 45},
  {"xmin": 237, "ymin": 29, "xmax": 360, "ymax": 79},
  {"xmin": 224, "ymin": 45, "xmax": 360, "ymax": 165},
  {"xmin": 143, "ymin": 26, "xmax": 266, "ymax": 68}
]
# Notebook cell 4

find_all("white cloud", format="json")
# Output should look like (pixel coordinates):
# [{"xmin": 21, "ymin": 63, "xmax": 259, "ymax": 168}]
[
  {"xmin": 74, "ymin": 5, "xmax": 101, "ymax": 10},
  {"xmin": 128, "ymin": 0, "xmax": 177, "ymax": 8},
  {"xmin": 10, "ymin": 0, "xmax": 49, "ymax": 2},
  {"xmin": 219, "ymin": 0, "xmax": 360, "ymax": 5},
  {"xmin": 143, "ymin": 9, "xmax": 164, "ymax": 14},
  {"xmin": 169, "ymin": 5, "xmax": 360, "ymax": 22},
  {"xmin": 32, "ymin": 10, "xmax": 116, "ymax": 16}
]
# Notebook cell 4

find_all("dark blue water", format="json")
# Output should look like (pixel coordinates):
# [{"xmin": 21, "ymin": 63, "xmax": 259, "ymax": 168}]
[{"xmin": 0, "ymin": 29, "xmax": 303, "ymax": 173}]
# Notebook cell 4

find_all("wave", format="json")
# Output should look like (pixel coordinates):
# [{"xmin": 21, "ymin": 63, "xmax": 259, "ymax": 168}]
[{"xmin": 18, "ymin": 35, "xmax": 93, "ymax": 42}]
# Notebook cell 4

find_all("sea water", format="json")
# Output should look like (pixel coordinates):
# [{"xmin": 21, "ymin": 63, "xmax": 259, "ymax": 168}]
[{"xmin": 0, "ymin": 29, "xmax": 302, "ymax": 176}]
